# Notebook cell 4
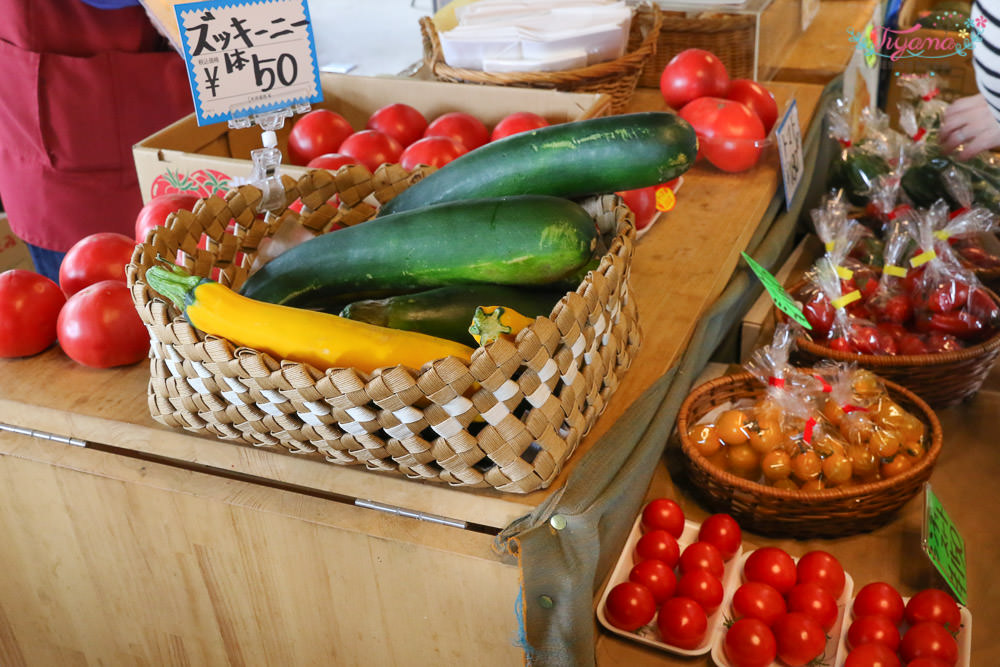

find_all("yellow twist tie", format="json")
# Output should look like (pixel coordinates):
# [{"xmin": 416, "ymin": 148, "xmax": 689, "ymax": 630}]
[{"xmin": 831, "ymin": 290, "xmax": 862, "ymax": 309}]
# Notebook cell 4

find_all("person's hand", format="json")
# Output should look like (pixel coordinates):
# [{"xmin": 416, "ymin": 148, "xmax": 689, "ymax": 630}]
[{"xmin": 939, "ymin": 94, "xmax": 1000, "ymax": 160}]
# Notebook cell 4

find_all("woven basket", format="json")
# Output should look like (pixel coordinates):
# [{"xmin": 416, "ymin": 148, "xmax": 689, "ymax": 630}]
[
  {"xmin": 635, "ymin": 5, "xmax": 757, "ymax": 88},
  {"xmin": 419, "ymin": 4, "xmax": 662, "ymax": 116},
  {"xmin": 126, "ymin": 165, "xmax": 640, "ymax": 494},
  {"xmin": 781, "ymin": 281, "xmax": 1000, "ymax": 409},
  {"xmin": 676, "ymin": 372, "xmax": 943, "ymax": 538}
]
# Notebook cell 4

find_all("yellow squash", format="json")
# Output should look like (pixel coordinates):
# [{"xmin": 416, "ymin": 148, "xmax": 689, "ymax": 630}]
[{"xmin": 468, "ymin": 305, "xmax": 537, "ymax": 346}]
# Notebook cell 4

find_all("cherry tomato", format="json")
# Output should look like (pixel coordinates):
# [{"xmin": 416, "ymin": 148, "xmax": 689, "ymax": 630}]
[
  {"xmin": 844, "ymin": 641, "xmax": 902, "ymax": 667},
  {"xmin": 678, "ymin": 541, "xmax": 725, "ymax": 578},
  {"xmin": 490, "ymin": 111, "xmax": 549, "ymax": 141},
  {"xmin": 772, "ymin": 611, "xmax": 827, "ymax": 667},
  {"xmin": 365, "ymin": 103, "xmax": 427, "ymax": 148},
  {"xmin": 58, "ymin": 232, "xmax": 136, "ymax": 298},
  {"xmin": 724, "ymin": 617, "xmax": 778, "ymax": 667},
  {"xmin": 628, "ymin": 559, "xmax": 676, "ymax": 603},
  {"xmin": 904, "ymin": 588, "xmax": 962, "ymax": 633},
  {"xmin": 134, "ymin": 192, "xmax": 200, "ymax": 243},
  {"xmin": 424, "ymin": 111, "xmax": 490, "ymax": 151},
  {"xmin": 803, "ymin": 292, "xmax": 835, "ymax": 338},
  {"xmin": 795, "ymin": 550, "xmax": 846, "ymax": 598},
  {"xmin": 338, "ymin": 130, "xmax": 404, "ymax": 173},
  {"xmin": 903, "ymin": 658, "xmax": 952, "ymax": 667},
  {"xmin": 697, "ymin": 513, "xmax": 742, "ymax": 560},
  {"xmin": 399, "ymin": 135, "xmax": 468, "ymax": 170},
  {"xmin": 899, "ymin": 621, "xmax": 959, "ymax": 666},
  {"xmin": 731, "ymin": 581, "xmax": 787, "ymax": 626},
  {"xmin": 634, "ymin": 529, "xmax": 680, "ymax": 568},
  {"xmin": 0, "ymin": 269, "xmax": 66, "ymax": 358},
  {"xmin": 725, "ymin": 78, "xmax": 779, "ymax": 133},
  {"xmin": 287, "ymin": 109, "xmax": 354, "ymax": 166},
  {"xmin": 306, "ymin": 152, "xmax": 361, "ymax": 171},
  {"xmin": 852, "ymin": 582, "xmax": 905, "ymax": 625},
  {"xmin": 847, "ymin": 614, "xmax": 901, "ymax": 652},
  {"xmin": 659, "ymin": 48, "xmax": 730, "ymax": 110},
  {"xmin": 878, "ymin": 293, "xmax": 914, "ymax": 325},
  {"xmin": 676, "ymin": 569, "xmax": 724, "ymax": 615},
  {"xmin": 742, "ymin": 546, "xmax": 797, "ymax": 594},
  {"xmin": 604, "ymin": 581, "xmax": 656, "ymax": 631},
  {"xmin": 898, "ymin": 332, "xmax": 931, "ymax": 355},
  {"xmin": 786, "ymin": 581, "xmax": 838, "ymax": 631},
  {"xmin": 640, "ymin": 498, "xmax": 685, "ymax": 537},
  {"xmin": 57, "ymin": 280, "xmax": 149, "ymax": 368},
  {"xmin": 679, "ymin": 97, "xmax": 765, "ymax": 172},
  {"xmin": 656, "ymin": 596, "xmax": 708, "ymax": 650}
]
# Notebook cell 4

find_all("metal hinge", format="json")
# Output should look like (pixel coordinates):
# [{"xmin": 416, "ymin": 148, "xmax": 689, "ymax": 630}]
[
  {"xmin": 354, "ymin": 498, "xmax": 468, "ymax": 529},
  {"xmin": 0, "ymin": 422, "xmax": 87, "ymax": 447}
]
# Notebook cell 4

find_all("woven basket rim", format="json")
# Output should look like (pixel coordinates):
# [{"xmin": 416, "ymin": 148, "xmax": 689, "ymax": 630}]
[
  {"xmin": 420, "ymin": 3, "xmax": 662, "ymax": 86},
  {"xmin": 658, "ymin": 11, "xmax": 757, "ymax": 31},
  {"xmin": 676, "ymin": 370, "xmax": 943, "ymax": 503}
]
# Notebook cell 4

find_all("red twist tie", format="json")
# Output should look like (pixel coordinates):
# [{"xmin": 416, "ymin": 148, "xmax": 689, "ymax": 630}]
[
  {"xmin": 841, "ymin": 404, "xmax": 869, "ymax": 414},
  {"xmin": 768, "ymin": 377, "xmax": 786, "ymax": 388},
  {"xmin": 912, "ymin": 127, "xmax": 927, "ymax": 141},
  {"xmin": 887, "ymin": 204, "xmax": 911, "ymax": 221},
  {"xmin": 921, "ymin": 88, "xmax": 940, "ymax": 101},
  {"xmin": 813, "ymin": 374, "xmax": 833, "ymax": 393},
  {"xmin": 803, "ymin": 417, "xmax": 817, "ymax": 444},
  {"xmin": 948, "ymin": 206, "xmax": 970, "ymax": 220}
]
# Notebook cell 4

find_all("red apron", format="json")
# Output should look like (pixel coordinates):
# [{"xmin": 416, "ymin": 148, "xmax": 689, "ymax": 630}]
[{"xmin": 0, "ymin": 1, "xmax": 194, "ymax": 251}]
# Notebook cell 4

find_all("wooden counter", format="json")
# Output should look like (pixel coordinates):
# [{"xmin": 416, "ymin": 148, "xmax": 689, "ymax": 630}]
[{"xmin": 773, "ymin": 0, "xmax": 881, "ymax": 85}]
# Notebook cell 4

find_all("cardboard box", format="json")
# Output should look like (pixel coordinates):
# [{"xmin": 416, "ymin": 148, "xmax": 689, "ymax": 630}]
[
  {"xmin": 132, "ymin": 72, "xmax": 612, "ymax": 204},
  {"xmin": 0, "ymin": 214, "xmax": 34, "ymax": 273}
]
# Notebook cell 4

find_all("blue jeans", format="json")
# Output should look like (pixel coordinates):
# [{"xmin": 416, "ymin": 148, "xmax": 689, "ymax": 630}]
[{"xmin": 26, "ymin": 244, "xmax": 65, "ymax": 284}]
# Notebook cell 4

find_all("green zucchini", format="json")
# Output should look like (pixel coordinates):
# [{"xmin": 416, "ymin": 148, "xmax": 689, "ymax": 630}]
[
  {"xmin": 377, "ymin": 112, "xmax": 697, "ymax": 217},
  {"xmin": 339, "ymin": 284, "xmax": 565, "ymax": 345},
  {"xmin": 240, "ymin": 195, "xmax": 598, "ymax": 308}
]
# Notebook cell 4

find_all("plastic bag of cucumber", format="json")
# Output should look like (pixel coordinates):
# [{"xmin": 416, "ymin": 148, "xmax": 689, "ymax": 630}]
[{"xmin": 154, "ymin": 112, "xmax": 698, "ymax": 374}]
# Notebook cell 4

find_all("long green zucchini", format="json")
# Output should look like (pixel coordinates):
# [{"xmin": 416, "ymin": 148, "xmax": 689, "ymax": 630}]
[
  {"xmin": 240, "ymin": 195, "xmax": 598, "ymax": 308},
  {"xmin": 377, "ymin": 111, "xmax": 697, "ymax": 217}
]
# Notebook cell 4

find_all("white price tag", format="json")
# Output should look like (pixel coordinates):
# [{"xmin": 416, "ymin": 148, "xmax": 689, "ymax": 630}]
[
  {"xmin": 776, "ymin": 99, "xmax": 804, "ymax": 209},
  {"xmin": 174, "ymin": 0, "xmax": 323, "ymax": 126}
]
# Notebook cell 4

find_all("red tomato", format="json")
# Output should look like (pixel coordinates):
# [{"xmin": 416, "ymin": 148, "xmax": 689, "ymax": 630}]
[
  {"xmin": 724, "ymin": 617, "xmax": 778, "ymax": 667},
  {"xmin": 365, "ymin": 103, "xmax": 428, "ymax": 148},
  {"xmin": 786, "ymin": 582, "xmax": 838, "ymax": 631},
  {"xmin": 656, "ymin": 596, "xmax": 708, "ymax": 650},
  {"xmin": 603, "ymin": 581, "xmax": 656, "ymax": 632},
  {"xmin": 847, "ymin": 614, "xmax": 901, "ymax": 652},
  {"xmin": 0, "ymin": 270, "xmax": 66, "ymax": 358},
  {"xmin": 338, "ymin": 130, "xmax": 404, "ymax": 173},
  {"xmin": 852, "ymin": 582, "xmax": 905, "ymax": 625},
  {"xmin": 659, "ymin": 48, "xmax": 730, "ymax": 109},
  {"xmin": 731, "ymin": 581, "xmax": 787, "ymax": 626},
  {"xmin": 772, "ymin": 612, "xmax": 827, "ymax": 667},
  {"xmin": 287, "ymin": 109, "xmax": 355, "ymax": 166},
  {"xmin": 306, "ymin": 152, "xmax": 361, "ymax": 171},
  {"xmin": 697, "ymin": 513, "xmax": 742, "ymax": 560},
  {"xmin": 399, "ymin": 136, "xmax": 468, "ymax": 171},
  {"xmin": 678, "ymin": 541, "xmax": 725, "ymax": 578},
  {"xmin": 679, "ymin": 97, "xmax": 766, "ymax": 173},
  {"xmin": 57, "ymin": 280, "xmax": 149, "ymax": 368},
  {"xmin": 803, "ymin": 292, "xmax": 835, "ymax": 338},
  {"xmin": 640, "ymin": 497, "xmax": 685, "ymax": 537},
  {"xmin": 903, "ymin": 658, "xmax": 952, "ymax": 667},
  {"xmin": 134, "ymin": 193, "xmax": 200, "ymax": 243},
  {"xmin": 899, "ymin": 332, "xmax": 931, "ymax": 355},
  {"xmin": 676, "ymin": 569, "xmax": 724, "ymax": 615},
  {"xmin": 616, "ymin": 179, "xmax": 680, "ymax": 231},
  {"xmin": 742, "ymin": 546, "xmax": 797, "ymax": 594},
  {"xmin": 899, "ymin": 621, "xmax": 959, "ymax": 666},
  {"xmin": 628, "ymin": 559, "xmax": 676, "ymax": 603},
  {"xmin": 878, "ymin": 293, "xmax": 914, "ymax": 325},
  {"xmin": 58, "ymin": 232, "xmax": 136, "ymax": 298},
  {"xmin": 490, "ymin": 111, "xmax": 549, "ymax": 141},
  {"xmin": 725, "ymin": 79, "xmax": 779, "ymax": 133},
  {"xmin": 634, "ymin": 529, "xmax": 680, "ymax": 568},
  {"xmin": 795, "ymin": 550, "xmax": 846, "ymax": 598},
  {"xmin": 844, "ymin": 642, "xmax": 902, "ymax": 667},
  {"xmin": 904, "ymin": 589, "xmax": 962, "ymax": 633},
  {"xmin": 424, "ymin": 111, "xmax": 490, "ymax": 151}
]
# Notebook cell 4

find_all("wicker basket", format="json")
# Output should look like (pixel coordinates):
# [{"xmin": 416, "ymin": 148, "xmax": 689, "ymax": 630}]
[
  {"xmin": 419, "ymin": 4, "xmax": 662, "ymax": 116},
  {"xmin": 676, "ymin": 372, "xmax": 943, "ymax": 538},
  {"xmin": 634, "ymin": 4, "xmax": 757, "ymax": 88},
  {"xmin": 126, "ymin": 165, "xmax": 640, "ymax": 494},
  {"xmin": 781, "ymin": 281, "xmax": 1000, "ymax": 409}
]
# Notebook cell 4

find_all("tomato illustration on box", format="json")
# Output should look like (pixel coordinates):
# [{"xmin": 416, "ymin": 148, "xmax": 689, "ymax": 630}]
[{"xmin": 149, "ymin": 168, "xmax": 232, "ymax": 200}]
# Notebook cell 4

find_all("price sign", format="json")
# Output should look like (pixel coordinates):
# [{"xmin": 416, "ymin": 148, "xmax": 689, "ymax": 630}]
[
  {"xmin": 741, "ymin": 252, "xmax": 812, "ymax": 330},
  {"xmin": 775, "ymin": 99, "xmax": 804, "ymax": 209},
  {"xmin": 922, "ymin": 484, "xmax": 968, "ymax": 605},
  {"xmin": 174, "ymin": 0, "xmax": 323, "ymax": 126}
]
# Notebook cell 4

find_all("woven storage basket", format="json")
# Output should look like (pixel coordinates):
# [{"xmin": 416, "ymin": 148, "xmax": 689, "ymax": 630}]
[
  {"xmin": 634, "ymin": 4, "xmax": 757, "ymax": 88},
  {"xmin": 419, "ymin": 4, "xmax": 662, "ymax": 116},
  {"xmin": 781, "ymin": 281, "xmax": 1000, "ymax": 409},
  {"xmin": 126, "ymin": 164, "xmax": 640, "ymax": 494},
  {"xmin": 676, "ymin": 372, "xmax": 943, "ymax": 538}
]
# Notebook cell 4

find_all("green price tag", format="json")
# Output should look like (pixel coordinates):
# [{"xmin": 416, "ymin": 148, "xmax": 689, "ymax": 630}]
[
  {"xmin": 922, "ymin": 484, "xmax": 968, "ymax": 605},
  {"xmin": 742, "ymin": 252, "xmax": 812, "ymax": 330}
]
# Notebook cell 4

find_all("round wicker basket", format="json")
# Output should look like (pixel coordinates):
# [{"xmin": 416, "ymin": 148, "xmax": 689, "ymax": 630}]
[{"xmin": 676, "ymin": 372, "xmax": 943, "ymax": 539}]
